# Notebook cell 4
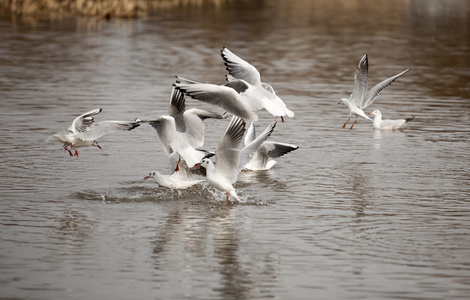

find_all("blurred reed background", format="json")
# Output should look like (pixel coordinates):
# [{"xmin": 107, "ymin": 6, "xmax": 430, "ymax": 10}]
[{"xmin": 0, "ymin": 0, "xmax": 229, "ymax": 19}]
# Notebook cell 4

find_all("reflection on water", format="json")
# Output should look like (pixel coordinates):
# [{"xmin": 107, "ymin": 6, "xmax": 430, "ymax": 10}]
[{"xmin": 0, "ymin": 0, "xmax": 470, "ymax": 299}]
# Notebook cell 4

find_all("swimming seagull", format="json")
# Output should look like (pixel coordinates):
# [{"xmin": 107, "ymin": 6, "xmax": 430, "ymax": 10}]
[
  {"xmin": 221, "ymin": 47, "xmax": 294, "ymax": 121},
  {"xmin": 369, "ymin": 110, "xmax": 415, "ymax": 130},
  {"xmin": 45, "ymin": 108, "xmax": 140, "ymax": 157},
  {"xmin": 338, "ymin": 54, "xmax": 409, "ymax": 129},
  {"xmin": 196, "ymin": 116, "xmax": 246, "ymax": 203},
  {"xmin": 144, "ymin": 158, "xmax": 203, "ymax": 189},
  {"xmin": 241, "ymin": 122, "xmax": 299, "ymax": 171},
  {"xmin": 142, "ymin": 87, "xmax": 224, "ymax": 169}
]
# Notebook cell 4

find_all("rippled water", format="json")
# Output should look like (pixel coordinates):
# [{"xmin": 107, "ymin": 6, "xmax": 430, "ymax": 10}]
[{"xmin": 1, "ymin": 0, "xmax": 470, "ymax": 299}]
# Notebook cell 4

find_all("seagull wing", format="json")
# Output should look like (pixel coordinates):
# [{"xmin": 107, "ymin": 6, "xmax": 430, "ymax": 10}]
[
  {"xmin": 264, "ymin": 141, "xmax": 299, "ymax": 158},
  {"xmin": 145, "ymin": 116, "xmax": 177, "ymax": 155},
  {"xmin": 75, "ymin": 120, "xmax": 140, "ymax": 141},
  {"xmin": 69, "ymin": 108, "xmax": 102, "ymax": 133},
  {"xmin": 215, "ymin": 116, "xmax": 246, "ymax": 183},
  {"xmin": 168, "ymin": 87, "xmax": 186, "ymax": 133},
  {"xmin": 244, "ymin": 122, "xmax": 256, "ymax": 146},
  {"xmin": 183, "ymin": 108, "xmax": 224, "ymax": 148},
  {"xmin": 238, "ymin": 122, "xmax": 276, "ymax": 173},
  {"xmin": 174, "ymin": 81, "xmax": 258, "ymax": 122},
  {"xmin": 362, "ymin": 68, "xmax": 409, "ymax": 109},
  {"xmin": 221, "ymin": 47, "xmax": 262, "ymax": 86},
  {"xmin": 351, "ymin": 54, "xmax": 368, "ymax": 107}
]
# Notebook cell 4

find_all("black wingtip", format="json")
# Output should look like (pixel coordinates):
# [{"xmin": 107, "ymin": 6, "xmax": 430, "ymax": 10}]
[
  {"xmin": 405, "ymin": 116, "xmax": 415, "ymax": 123},
  {"xmin": 129, "ymin": 122, "xmax": 140, "ymax": 131}
]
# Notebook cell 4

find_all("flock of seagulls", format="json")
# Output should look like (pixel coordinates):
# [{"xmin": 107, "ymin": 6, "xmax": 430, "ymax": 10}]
[{"xmin": 46, "ymin": 49, "xmax": 414, "ymax": 203}]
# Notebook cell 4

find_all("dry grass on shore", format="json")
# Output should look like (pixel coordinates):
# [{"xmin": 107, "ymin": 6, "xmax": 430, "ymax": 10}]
[{"xmin": 0, "ymin": 0, "xmax": 227, "ymax": 19}]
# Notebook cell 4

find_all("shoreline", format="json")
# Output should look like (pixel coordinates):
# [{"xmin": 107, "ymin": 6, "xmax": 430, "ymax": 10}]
[{"xmin": 0, "ymin": 0, "xmax": 227, "ymax": 20}]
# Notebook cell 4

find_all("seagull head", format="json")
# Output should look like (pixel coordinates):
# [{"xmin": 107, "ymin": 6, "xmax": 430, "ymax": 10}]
[
  {"xmin": 369, "ymin": 110, "xmax": 381, "ymax": 116},
  {"xmin": 195, "ymin": 158, "xmax": 212, "ymax": 170},
  {"xmin": 143, "ymin": 171, "xmax": 157, "ymax": 180},
  {"xmin": 92, "ymin": 141, "xmax": 102, "ymax": 149},
  {"xmin": 338, "ymin": 98, "xmax": 348, "ymax": 105}
]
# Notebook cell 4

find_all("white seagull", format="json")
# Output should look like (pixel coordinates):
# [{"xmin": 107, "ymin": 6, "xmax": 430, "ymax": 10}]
[
  {"xmin": 369, "ymin": 110, "xmax": 415, "ymax": 130},
  {"xmin": 168, "ymin": 86, "xmax": 225, "ymax": 148},
  {"xmin": 241, "ymin": 123, "xmax": 299, "ymax": 171},
  {"xmin": 142, "ymin": 87, "xmax": 223, "ymax": 169},
  {"xmin": 196, "ymin": 116, "xmax": 246, "ymax": 203},
  {"xmin": 143, "ymin": 158, "xmax": 203, "ymax": 189},
  {"xmin": 338, "ymin": 54, "xmax": 409, "ymax": 129},
  {"xmin": 174, "ymin": 76, "xmax": 263, "ymax": 123},
  {"xmin": 238, "ymin": 121, "xmax": 278, "ymax": 173},
  {"xmin": 221, "ymin": 47, "xmax": 294, "ymax": 121},
  {"xmin": 45, "ymin": 108, "xmax": 140, "ymax": 157}
]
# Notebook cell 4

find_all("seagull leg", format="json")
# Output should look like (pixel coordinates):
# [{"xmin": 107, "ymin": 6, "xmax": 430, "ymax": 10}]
[
  {"xmin": 70, "ymin": 145, "xmax": 79, "ymax": 157},
  {"xmin": 174, "ymin": 157, "xmax": 181, "ymax": 172},
  {"xmin": 342, "ymin": 117, "xmax": 350, "ymax": 128},
  {"xmin": 349, "ymin": 118, "xmax": 358, "ymax": 130},
  {"xmin": 64, "ymin": 146, "xmax": 73, "ymax": 156},
  {"xmin": 226, "ymin": 193, "xmax": 229, "ymax": 204}
]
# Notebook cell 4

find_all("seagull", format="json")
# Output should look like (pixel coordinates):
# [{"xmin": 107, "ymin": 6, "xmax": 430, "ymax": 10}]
[
  {"xmin": 168, "ymin": 86, "xmax": 225, "ymax": 148},
  {"xmin": 369, "ymin": 110, "xmax": 415, "ymax": 130},
  {"xmin": 196, "ymin": 116, "xmax": 246, "ymax": 203},
  {"xmin": 174, "ymin": 76, "xmax": 264, "ymax": 123},
  {"xmin": 144, "ymin": 158, "xmax": 203, "ymax": 189},
  {"xmin": 45, "ymin": 108, "xmax": 140, "ymax": 157},
  {"xmin": 338, "ymin": 54, "xmax": 409, "ymax": 129},
  {"xmin": 241, "ymin": 122, "xmax": 299, "ymax": 171},
  {"xmin": 238, "ymin": 121, "xmax": 278, "ymax": 173},
  {"xmin": 221, "ymin": 47, "xmax": 294, "ymax": 122},
  {"xmin": 142, "ymin": 87, "xmax": 224, "ymax": 168}
]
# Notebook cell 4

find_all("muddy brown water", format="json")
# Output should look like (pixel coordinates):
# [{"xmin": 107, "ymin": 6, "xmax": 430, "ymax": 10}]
[{"xmin": 1, "ymin": 1, "xmax": 469, "ymax": 299}]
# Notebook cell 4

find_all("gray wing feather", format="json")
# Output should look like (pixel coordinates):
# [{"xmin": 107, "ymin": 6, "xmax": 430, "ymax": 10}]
[
  {"xmin": 144, "ymin": 116, "xmax": 176, "ymax": 155},
  {"xmin": 362, "ymin": 68, "xmax": 409, "ymax": 109},
  {"xmin": 351, "ymin": 54, "xmax": 368, "ymax": 106},
  {"xmin": 221, "ymin": 47, "xmax": 262, "ymax": 86},
  {"xmin": 265, "ymin": 142, "xmax": 299, "ymax": 159},
  {"xmin": 69, "ymin": 108, "xmax": 102, "ymax": 133},
  {"xmin": 244, "ymin": 122, "xmax": 256, "ymax": 146},
  {"xmin": 75, "ymin": 120, "xmax": 140, "ymax": 141},
  {"xmin": 168, "ymin": 87, "xmax": 186, "ymax": 132}
]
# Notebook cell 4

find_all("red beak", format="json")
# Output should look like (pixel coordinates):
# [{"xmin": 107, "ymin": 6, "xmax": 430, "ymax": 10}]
[{"xmin": 97, "ymin": 145, "xmax": 102, "ymax": 149}]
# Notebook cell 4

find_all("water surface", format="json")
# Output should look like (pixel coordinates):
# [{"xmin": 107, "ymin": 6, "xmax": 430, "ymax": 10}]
[{"xmin": 1, "ymin": 0, "xmax": 470, "ymax": 299}]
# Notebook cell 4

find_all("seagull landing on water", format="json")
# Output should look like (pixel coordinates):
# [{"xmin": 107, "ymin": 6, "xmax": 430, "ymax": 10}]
[
  {"xmin": 141, "ymin": 87, "xmax": 224, "ymax": 169},
  {"xmin": 369, "ymin": 110, "xmax": 415, "ymax": 130},
  {"xmin": 195, "ymin": 118, "xmax": 277, "ymax": 203},
  {"xmin": 338, "ymin": 54, "xmax": 409, "ymax": 129},
  {"xmin": 195, "ymin": 116, "xmax": 247, "ymax": 203},
  {"xmin": 241, "ymin": 122, "xmax": 299, "ymax": 171},
  {"xmin": 45, "ymin": 108, "xmax": 140, "ymax": 157}
]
